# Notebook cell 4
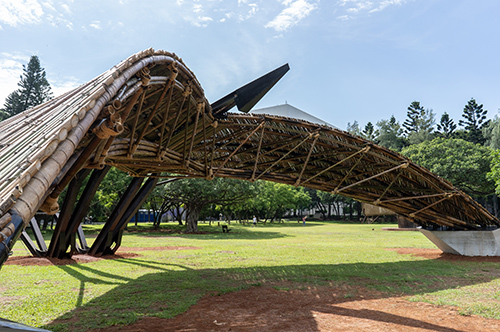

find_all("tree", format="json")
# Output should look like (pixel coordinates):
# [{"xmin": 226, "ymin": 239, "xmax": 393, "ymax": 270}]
[
  {"xmin": 376, "ymin": 115, "xmax": 406, "ymax": 151},
  {"xmin": 459, "ymin": 98, "xmax": 488, "ymax": 144},
  {"xmin": 0, "ymin": 56, "xmax": 52, "ymax": 119},
  {"xmin": 403, "ymin": 101, "xmax": 435, "ymax": 144},
  {"xmin": 92, "ymin": 168, "xmax": 133, "ymax": 222},
  {"xmin": 315, "ymin": 191, "xmax": 341, "ymax": 219},
  {"xmin": 403, "ymin": 101, "xmax": 425, "ymax": 135},
  {"xmin": 249, "ymin": 182, "xmax": 311, "ymax": 222},
  {"xmin": 162, "ymin": 178, "xmax": 257, "ymax": 232},
  {"xmin": 361, "ymin": 122, "xmax": 378, "ymax": 142},
  {"xmin": 145, "ymin": 184, "xmax": 185, "ymax": 228},
  {"xmin": 483, "ymin": 116, "xmax": 500, "ymax": 150},
  {"xmin": 436, "ymin": 112, "xmax": 457, "ymax": 138},
  {"xmin": 346, "ymin": 121, "xmax": 361, "ymax": 136},
  {"xmin": 401, "ymin": 138, "xmax": 494, "ymax": 196}
]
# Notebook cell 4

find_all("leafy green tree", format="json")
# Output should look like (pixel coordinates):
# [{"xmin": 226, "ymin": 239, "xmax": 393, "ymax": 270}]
[
  {"xmin": 482, "ymin": 116, "xmax": 500, "ymax": 150},
  {"xmin": 346, "ymin": 121, "xmax": 361, "ymax": 136},
  {"xmin": 459, "ymin": 98, "xmax": 488, "ymax": 144},
  {"xmin": 376, "ymin": 115, "xmax": 406, "ymax": 151},
  {"xmin": 402, "ymin": 138, "xmax": 494, "ymax": 196},
  {"xmin": 162, "ymin": 177, "xmax": 256, "ymax": 232},
  {"xmin": 488, "ymin": 150, "xmax": 500, "ymax": 194},
  {"xmin": 145, "ymin": 184, "xmax": 186, "ymax": 228},
  {"xmin": 316, "ymin": 191, "xmax": 340, "ymax": 219},
  {"xmin": 0, "ymin": 56, "xmax": 52, "ymax": 119},
  {"xmin": 243, "ymin": 182, "xmax": 311, "ymax": 222},
  {"xmin": 436, "ymin": 112, "xmax": 457, "ymax": 138},
  {"xmin": 92, "ymin": 168, "xmax": 133, "ymax": 222}
]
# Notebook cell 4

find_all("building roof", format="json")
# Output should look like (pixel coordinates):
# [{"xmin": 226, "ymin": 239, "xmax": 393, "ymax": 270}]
[{"xmin": 250, "ymin": 104, "xmax": 335, "ymax": 128}]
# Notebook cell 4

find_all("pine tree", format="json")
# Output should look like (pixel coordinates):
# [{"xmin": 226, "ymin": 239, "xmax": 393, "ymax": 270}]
[
  {"xmin": 436, "ymin": 112, "xmax": 457, "ymax": 138},
  {"xmin": 361, "ymin": 122, "xmax": 378, "ymax": 141},
  {"xmin": 0, "ymin": 56, "xmax": 52, "ymax": 119},
  {"xmin": 403, "ymin": 101, "xmax": 435, "ymax": 144},
  {"xmin": 459, "ymin": 98, "xmax": 488, "ymax": 144},
  {"xmin": 403, "ymin": 101, "xmax": 424, "ymax": 135}
]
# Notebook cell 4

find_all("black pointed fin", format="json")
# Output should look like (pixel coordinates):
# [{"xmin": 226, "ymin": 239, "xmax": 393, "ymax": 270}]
[{"xmin": 211, "ymin": 63, "xmax": 290, "ymax": 117}]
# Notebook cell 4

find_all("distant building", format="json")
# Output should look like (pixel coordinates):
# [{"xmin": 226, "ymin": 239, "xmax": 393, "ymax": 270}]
[{"xmin": 251, "ymin": 103, "xmax": 335, "ymax": 128}]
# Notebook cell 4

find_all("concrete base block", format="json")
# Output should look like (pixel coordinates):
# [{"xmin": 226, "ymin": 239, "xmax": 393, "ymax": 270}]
[{"xmin": 420, "ymin": 229, "xmax": 500, "ymax": 256}]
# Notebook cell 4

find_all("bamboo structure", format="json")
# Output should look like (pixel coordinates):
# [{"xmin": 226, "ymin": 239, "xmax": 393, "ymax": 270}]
[{"xmin": 0, "ymin": 48, "xmax": 499, "ymax": 265}]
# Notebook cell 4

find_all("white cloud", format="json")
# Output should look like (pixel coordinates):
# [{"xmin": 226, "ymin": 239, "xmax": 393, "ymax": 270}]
[
  {"xmin": 192, "ymin": 16, "xmax": 213, "ymax": 28},
  {"xmin": 50, "ymin": 76, "xmax": 82, "ymax": 98},
  {"xmin": 89, "ymin": 20, "xmax": 101, "ymax": 29},
  {"xmin": 193, "ymin": 3, "xmax": 203, "ymax": 13},
  {"xmin": 0, "ymin": 52, "xmax": 82, "ymax": 106},
  {"xmin": 265, "ymin": 0, "xmax": 318, "ymax": 32},
  {"xmin": 336, "ymin": 0, "xmax": 407, "ymax": 17},
  {"xmin": 370, "ymin": 0, "xmax": 406, "ymax": 13},
  {"xmin": 42, "ymin": 1, "xmax": 56, "ymax": 12},
  {"xmin": 0, "ymin": 0, "xmax": 45, "ymax": 27},
  {"xmin": 60, "ymin": 3, "xmax": 71, "ymax": 14},
  {"xmin": 0, "ymin": 53, "xmax": 29, "ymax": 107},
  {"xmin": 337, "ymin": 15, "xmax": 350, "ymax": 21},
  {"xmin": 247, "ymin": 3, "xmax": 258, "ymax": 17},
  {"xmin": 0, "ymin": 0, "xmax": 75, "ymax": 29}
]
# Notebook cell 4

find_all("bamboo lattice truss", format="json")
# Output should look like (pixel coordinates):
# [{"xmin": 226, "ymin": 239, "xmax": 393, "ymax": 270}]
[{"xmin": 0, "ymin": 48, "xmax": 499, "ymax": 265}]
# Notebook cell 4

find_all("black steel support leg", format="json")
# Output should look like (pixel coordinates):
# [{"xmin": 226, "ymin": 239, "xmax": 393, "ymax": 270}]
[
  {"xmin": 89, "ymin": 177, "xmax": 145, "ymax": 256},
  {"xmin": 103, "ymin": 177, "xmax": 158, "ymax": 255},
  {"xmin": 19, "ymin": 217, "xmax": 48, "ymax": 257},
  {"xmin": 53, "ymin": 167, "xmax": 110, "ymax": 258},
  {"xmin": 47, "ymin": 169, "xmax": 91, "ymax": 257}
]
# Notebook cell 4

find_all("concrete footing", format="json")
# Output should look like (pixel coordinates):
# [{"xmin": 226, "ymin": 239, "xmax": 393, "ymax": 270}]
[{"xmin": 420, "ymin": 228, "xmax": 500, "ymax": 256}]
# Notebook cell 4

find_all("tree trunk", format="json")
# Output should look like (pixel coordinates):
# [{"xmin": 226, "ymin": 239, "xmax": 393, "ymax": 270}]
[
  {"xmin": 494, "ymin": 195, "xmax": 499, "ymax": 218},
  {"xmin": 175, "ymin": 206, "xmax": 183, "ymax": 225},
  {"xmin": 186, "ymin": 205, "xmax": 201, "ymax": 233},
  {"xmin": 42, "ymin": 217, "xmax": 49, "ymax": 230}
]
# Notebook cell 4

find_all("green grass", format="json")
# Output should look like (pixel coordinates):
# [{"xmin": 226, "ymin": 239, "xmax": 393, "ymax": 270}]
[{"xmin": 2, "ymin": 220, "xmax": 500, "ymax": 331}]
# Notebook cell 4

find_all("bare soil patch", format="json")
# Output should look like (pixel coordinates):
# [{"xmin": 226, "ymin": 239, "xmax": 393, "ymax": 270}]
[
  {"xmin": 3, "ymin": 253, "xmax": 139, "ymax": 266},
  {"xmin": 388, "ymin": 247, "xmax": 500, "ymax": 262},
  {"xmin": 4, "ymin": 246, "xmax": 200, "ymax": 266},
  {"xmin": 87, "ymin": 247, "xmax": 500, "ymax": 332},
  {"xmin": 90, "ymin": 285, "xmax": 500, "ymax": 332}
]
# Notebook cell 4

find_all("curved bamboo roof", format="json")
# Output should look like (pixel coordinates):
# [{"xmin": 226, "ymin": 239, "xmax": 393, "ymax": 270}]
[{"xmin": 0, "ymin": 48, "xmax": 498, "ymax": 251}]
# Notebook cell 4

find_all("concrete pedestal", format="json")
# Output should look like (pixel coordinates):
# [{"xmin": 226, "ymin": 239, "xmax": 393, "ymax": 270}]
[{"xmin": 420, "ymin": 228, "xmax": 500, "ymax": 256}]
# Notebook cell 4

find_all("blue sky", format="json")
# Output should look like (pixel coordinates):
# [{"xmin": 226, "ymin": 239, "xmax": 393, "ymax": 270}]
[{"xmin": 1, "ymin": 0, "xmax": 500, "ymax": 130}]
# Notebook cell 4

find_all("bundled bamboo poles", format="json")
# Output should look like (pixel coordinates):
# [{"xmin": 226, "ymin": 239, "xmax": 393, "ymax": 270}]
[
  {"xmin": 0, "ymin": 47, "xmax": 498, "ymax": 265},
  {"xmin": 0, "ymin": 48, "xmax": 209, "ymax": 253}
]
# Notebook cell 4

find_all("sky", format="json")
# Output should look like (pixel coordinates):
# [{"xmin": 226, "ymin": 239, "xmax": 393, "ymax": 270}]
[{"xmin": 1, "ymin": 0, "xmax": 500, "ymax": 130}]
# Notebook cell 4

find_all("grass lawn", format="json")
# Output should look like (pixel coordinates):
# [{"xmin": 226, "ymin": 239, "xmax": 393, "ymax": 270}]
[{"xmin": 1, "ymin": 220, "xmax": 500, "ymax": 331}]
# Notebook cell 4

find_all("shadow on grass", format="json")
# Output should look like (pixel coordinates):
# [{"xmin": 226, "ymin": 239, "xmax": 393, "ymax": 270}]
[
  {"xmin": 28, "ymin": 221, "xmax": 330, "ymax": 244},
  {"xmin": 125, "ymin": 225, "xmax": 294, "ymax": 241},
  {"xmin": 45, "ymin": 256, "xmax": 498, "ymax": 332}
]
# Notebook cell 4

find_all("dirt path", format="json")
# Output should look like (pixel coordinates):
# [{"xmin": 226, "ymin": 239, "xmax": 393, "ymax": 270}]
[{"xmin": 90, "ymin": 285, "xmax": 500, "ymax": 332}]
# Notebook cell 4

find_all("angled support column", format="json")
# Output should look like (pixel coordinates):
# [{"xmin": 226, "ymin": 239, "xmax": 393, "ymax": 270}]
[
  {"xmin": 52, "ymin": 166, "xmax": 110, "ymax": 258},
  {"xmin": 97, "ymin": 177, "xmax": 158, "ymax": 256},
  {"xmin": 20, "ymin": 217, "xmax": 48, "ymax": 257},
  {"xmin": 47, "ymin": 169, "xmax": 92, "ymax": 257},
  {"xmin": 89, "ymin": 176, "xmax": 145, "ymax": 256}
]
